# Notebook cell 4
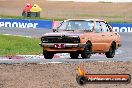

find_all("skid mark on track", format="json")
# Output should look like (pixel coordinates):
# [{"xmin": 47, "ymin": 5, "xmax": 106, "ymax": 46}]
[
  {"xmin": 0, "ymin": 49, "xmax": 125, "ymax": 60},
  {"xmin": 0, "ymin": 49, "xmax": 129, "ymax": 64},
  {"xmin": 0, "ymin": 56, "xmax": 24, "ymax": 60}
]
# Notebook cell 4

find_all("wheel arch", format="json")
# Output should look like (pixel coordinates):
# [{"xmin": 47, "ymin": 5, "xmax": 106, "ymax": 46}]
[{"xmin": 86, "ymin": 40, "xmax": 92, "ymax": 46}]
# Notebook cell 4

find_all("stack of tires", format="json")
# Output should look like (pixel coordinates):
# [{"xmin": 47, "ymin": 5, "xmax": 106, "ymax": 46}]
[
  {"xmin": 22, "ymin": 4, "xmax": 32, "ymax": 17},
  {"xmin": 22, "ymin": 4, "xmax": 42, "ymax": 17}
]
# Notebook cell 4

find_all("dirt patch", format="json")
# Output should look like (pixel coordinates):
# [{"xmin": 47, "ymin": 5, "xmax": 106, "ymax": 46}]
[
  {"xmin": 0, "ymin": 62, "xmax": 131, "ymax": 88},
  {"xmin": 0, "ymin": 0, "xmax": 132, "ymax": 21},
  {"xmin": 0, "ymin": 1, "xmax": 132, "ymax": 88}
]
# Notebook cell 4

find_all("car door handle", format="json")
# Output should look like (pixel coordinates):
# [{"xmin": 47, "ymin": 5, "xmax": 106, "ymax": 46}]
[{"xmin": 102, "ymin": 35, "xmax": 105, "ymax": 36}]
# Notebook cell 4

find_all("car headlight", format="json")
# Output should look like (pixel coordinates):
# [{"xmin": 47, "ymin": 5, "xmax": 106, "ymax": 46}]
[
  {"xmin": 41, "ymin": 36, "xmax": 48, "ymax": 43},
  {"xmin": 69, "ymin": 36, "xmax": 80, "ymax": 43}
]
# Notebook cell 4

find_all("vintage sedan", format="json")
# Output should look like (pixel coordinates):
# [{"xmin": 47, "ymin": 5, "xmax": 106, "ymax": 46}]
[{"xmin": 39, "ymin": 19, "xmax": 121, "ymax": 59}]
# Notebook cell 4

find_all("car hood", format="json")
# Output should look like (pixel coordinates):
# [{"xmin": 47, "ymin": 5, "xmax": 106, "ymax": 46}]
[{"xmin": 43, "ymin": 32, "xmax": 83, "ymax": 37}]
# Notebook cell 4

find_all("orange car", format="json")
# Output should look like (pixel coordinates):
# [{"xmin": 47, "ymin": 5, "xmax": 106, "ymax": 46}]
[{"xmin": 39, "ymin": 19, "xmax": 121, "ymax": 59}]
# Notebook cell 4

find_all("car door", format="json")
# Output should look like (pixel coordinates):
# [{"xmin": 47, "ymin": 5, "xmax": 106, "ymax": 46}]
[
  {"xmin": 92, "ymin": 21, "xmax": 105, "ymax": 51},
  {"xmin": 100, "ymin": 21, "xmax": 114, "ymax": 51}
]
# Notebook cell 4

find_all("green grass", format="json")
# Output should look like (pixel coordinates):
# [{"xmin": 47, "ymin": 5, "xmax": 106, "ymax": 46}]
[
  {"xmin": 76, "ymin": 14, "xmax": 124, "ymax": 18},
  {"xmin": 1, "ymin": 14, "xmax": 132, "ymax": 23},
  {"xmin": 0, "ymin": 35, "xmax": 41, "ymax": 56},
  {"xmin": 0, "ymin": 15, "xmax": 65, "ymax": 21},
  {"xmin": 75, "ymin": 14, "xmax": 132, "ymax": 23},
  {"xmin": 98, "ymin": 1, "xmax": 112, "ymax": 3}
]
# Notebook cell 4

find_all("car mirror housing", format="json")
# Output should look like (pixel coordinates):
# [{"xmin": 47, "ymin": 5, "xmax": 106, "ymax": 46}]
[{"xmin": 53, "ymin": 29, "xmax": 57, "ymax": 32}]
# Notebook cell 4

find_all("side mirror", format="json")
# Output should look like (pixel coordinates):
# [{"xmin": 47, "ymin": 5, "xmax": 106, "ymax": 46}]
[
  {"xmin": 110, "ymin": 29, "xmax": 113, "ymax": 32},
  {"xmin": 53, "ymin": 29, "xmax": 57, "ymax": 32}
]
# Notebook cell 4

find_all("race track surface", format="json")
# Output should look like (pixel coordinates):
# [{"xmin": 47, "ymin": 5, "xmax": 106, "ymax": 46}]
[{"xmin": 0, "ymin": 27, "xmax": 132, "ymax": 63}]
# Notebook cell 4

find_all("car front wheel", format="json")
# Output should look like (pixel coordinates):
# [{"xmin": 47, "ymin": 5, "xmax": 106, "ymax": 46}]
[{"xmin": 43, "ymin": 51, "xmax": 54, "ymax": 59}]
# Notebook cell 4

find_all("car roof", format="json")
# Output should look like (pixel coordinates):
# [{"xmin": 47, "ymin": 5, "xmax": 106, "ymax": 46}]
[{"xmin": 65, "ymin": 19, "xmax": 106, "ymax": 22}]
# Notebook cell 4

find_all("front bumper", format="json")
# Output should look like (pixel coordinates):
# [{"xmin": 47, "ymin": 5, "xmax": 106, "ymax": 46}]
[{"xmin": 39, "ymin": 43, "xmax": 86, "ymax": 48}]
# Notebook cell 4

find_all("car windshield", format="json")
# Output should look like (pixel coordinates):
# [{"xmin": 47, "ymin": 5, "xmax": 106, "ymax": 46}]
[{"xmin": 58, "ymin": 20, "xmax": 94, "ymax": 31}]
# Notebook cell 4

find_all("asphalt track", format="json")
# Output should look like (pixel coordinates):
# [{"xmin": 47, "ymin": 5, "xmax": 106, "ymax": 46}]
[{"xmin": 0, "ymin": 27, "xmax": 132, "ymax": 64}]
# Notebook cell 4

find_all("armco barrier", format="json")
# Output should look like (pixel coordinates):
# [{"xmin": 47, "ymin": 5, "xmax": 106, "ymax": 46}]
[
  {"xmin": 1, "ymin": 19, "xmax": 132, "ymax": 32},
  {"xmin": 110, "ymin": 23, "xmax": 132, "ymax": 32},
  {"xmin": 0, "ymin": 18, "xmax": 52, "ymax": 29}
]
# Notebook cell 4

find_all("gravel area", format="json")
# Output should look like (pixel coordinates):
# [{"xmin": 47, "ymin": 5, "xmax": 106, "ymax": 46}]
[
  {"xmin": 0, "ymin": 1, "xmax": 132, "ymax": 88},
  {"xmin": 0, "ymin": 61, "xmax": 131, "ymax": 88},
  {"xmin": 0, "ymin": 0, "xmax": 132, "ymax": 21}
]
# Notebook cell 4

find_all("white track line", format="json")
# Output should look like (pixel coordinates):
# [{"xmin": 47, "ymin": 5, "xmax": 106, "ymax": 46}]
[{"xmin": 2, "ymin": 34, "xmax": 32, "ymax": 38}]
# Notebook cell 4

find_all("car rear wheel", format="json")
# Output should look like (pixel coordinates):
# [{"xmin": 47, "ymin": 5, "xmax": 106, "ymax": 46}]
[
  {"xmin": 105, "ymin": 43, "xmax": 115, "ymax": 58},
  {"xmin": 81, "ymin": 43, "xmax": 92, "ymax": 59},
  {"xmin": 70, "ymin": 52, "xmax": 79, "ymax": 59},
  {"xmin": 43, "ymin": 51, "xmax": 54, "ymax": 59}
]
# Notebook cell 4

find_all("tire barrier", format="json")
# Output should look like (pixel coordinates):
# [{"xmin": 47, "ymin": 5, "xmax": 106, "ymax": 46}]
[{"xmin": 22, "ymin": 4, "xmax": 42, "ymax": 17}]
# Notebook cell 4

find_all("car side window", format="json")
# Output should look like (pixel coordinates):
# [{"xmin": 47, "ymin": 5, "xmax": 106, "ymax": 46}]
[
  {"xmin": 95, "ymin": 22, "xmax": 102, "ymax": 33},
  {"xmin": 100, "ymin": 22, "xmax": 110, "ymax": 32}
]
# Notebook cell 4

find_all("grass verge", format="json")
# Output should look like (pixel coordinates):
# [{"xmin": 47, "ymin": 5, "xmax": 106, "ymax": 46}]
[
  {"xmin": 1, "ymin": 14, "xmax": 131, "ymax": 22},
  {"xmin": 0, "ymin": 15, "xmax": 65, "ymax": 21},
  {"xmin": 0, "ymin": 35, "xmax": 41, "ymax": 56}
]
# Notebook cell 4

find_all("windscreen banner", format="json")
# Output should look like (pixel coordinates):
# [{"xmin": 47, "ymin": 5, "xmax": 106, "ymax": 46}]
[
  {"xmin": 0, "ymin": 18, "xmax": 52, "ymax": 29},
  {"xmin": 52, "ymin": 21, "xmax": 132, "ymax": 32}
]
